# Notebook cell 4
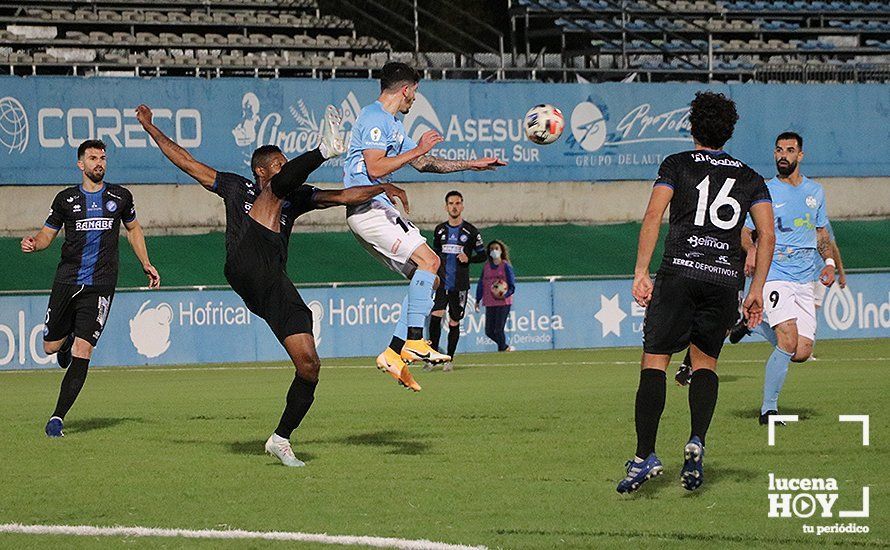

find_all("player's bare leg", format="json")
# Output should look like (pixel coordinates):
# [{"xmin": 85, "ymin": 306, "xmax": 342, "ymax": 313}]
[
  {"xmin": 265, "ymin": 334, "xmax": 319, "ymax": 467},
  {"xmin": 44, "ymin": 335, "xmax": 74, "ymax": 369}
]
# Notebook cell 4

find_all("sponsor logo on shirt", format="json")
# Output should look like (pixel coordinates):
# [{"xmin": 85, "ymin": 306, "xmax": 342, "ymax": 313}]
[
  {"xmin": 692, "ymin": 152, "xmax": 743, "ymax": 168},
  {"xmin": 687, "ymin": 235, "xmax": 730, "ymax": 250},
  {"xmin": 442, "ymin": 244, "xmax": 464, "ymax": 254},
  {"xmin": 75, "ymin": 218, "xmax": 114, "ymax": 231}
]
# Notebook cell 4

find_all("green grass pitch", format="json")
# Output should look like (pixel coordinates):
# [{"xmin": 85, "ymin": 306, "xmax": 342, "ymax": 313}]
[{"xmin": 0, "ymin": 339, "xmax": 887, "ymax": 549}]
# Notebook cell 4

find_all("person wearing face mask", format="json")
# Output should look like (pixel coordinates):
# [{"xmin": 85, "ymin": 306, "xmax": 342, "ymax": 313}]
[{"xmin": 475, "ymin": 240, "xmax": 516, "ymax": 352}]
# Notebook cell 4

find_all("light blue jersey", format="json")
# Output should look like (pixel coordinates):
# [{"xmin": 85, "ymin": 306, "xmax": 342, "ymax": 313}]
[
  {"xmin": 745, "ymin": 175, "xmax": 828, "ymax": 283},
  {"xmin": 343, "ymin": 101, "xmax": 417, "ymax": 205}
]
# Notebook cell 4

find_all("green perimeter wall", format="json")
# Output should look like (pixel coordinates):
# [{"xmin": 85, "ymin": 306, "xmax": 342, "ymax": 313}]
[{"xmin": 4, "ymin": 220, "xmax": 889, "ymax": 291}]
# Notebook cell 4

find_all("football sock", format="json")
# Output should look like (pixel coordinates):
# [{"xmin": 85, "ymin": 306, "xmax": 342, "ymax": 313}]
[
  {"xmin": 634, "ymin": 368, "xmax": 666, "ymax": 459},
  {"xmin": 407, "ymin": 327, "xmax": 424, "ymax": 341},
  {"xmin": 269, "ymin": 148, "xmax": 325, "ymax": 199},
  {"xmin": 689, "ymin": 369, "xmax": 719, "ymax": 446},
  {"xmin": 683, "ymin": 349, "xmax": 691, "ymax": 367},
  {"xmin": 428, "ymin": 317, "xmax": 443, "ymax": 350},
  {"xmin": 389, "ymin": 336, "xmax": 405, "ymax": 354},
  {"xmin": 52, "ymin": 356, "xmax": 89, "ymax": 419},
  {"xmin": 274, "ymin": 374, "xmax": 317, "ymax": 439},
  {"xmin": 762, "ymin": 346, "xmax": 793, "ymax": 414},
  {"xmin": 390, "ymin": 296, "xmax": 409, "ymax": 352},
  {"xmin": 407, "ymin": 270, "xmax": 436, "ymax": 331},
  {"xmin": 754, "ymin": 321, "xmax": 779, "ymax": 347},
  {"xmin": 447, "ymin": 324, "xmax": 460, "ymax": 358}
]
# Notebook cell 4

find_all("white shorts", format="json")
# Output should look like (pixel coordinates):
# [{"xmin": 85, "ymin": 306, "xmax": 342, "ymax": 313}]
[
  {"xmin": 763, "ymin": 280, "xmax": 816, "ymax": 341},
  {"xmin": 812, "ymin": 280, "xmax": 827, "ymax": 308},
  {"xmin": 346, "ymin": 200, "xmax": 427, "ymax": 279}
]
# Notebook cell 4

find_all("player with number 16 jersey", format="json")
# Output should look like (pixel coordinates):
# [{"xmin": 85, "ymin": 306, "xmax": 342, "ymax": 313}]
[{"xmin": 617, "ymin": 92, "xmax": 776, "ymax": 495}]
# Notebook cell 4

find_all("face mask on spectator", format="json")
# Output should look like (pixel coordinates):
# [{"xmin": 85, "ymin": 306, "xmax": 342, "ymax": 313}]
[{"xmin": 490, "ymin": 249, "xmax": 501, "ymax": 260}]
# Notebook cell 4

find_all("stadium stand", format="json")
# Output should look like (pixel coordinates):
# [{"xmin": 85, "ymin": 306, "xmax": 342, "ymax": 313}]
[
  {"xmin": 512, "ymin": 0, "xmax": 890, "ymax": 82},
  {"xmin": 0, "ymin": 0, "xmax": 887, "ymax": 81}
]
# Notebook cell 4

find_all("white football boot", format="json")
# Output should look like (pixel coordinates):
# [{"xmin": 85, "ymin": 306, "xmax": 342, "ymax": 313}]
[
  {"xmin": 319, "ymin": 105, "xmax": 346, "ymax": 159},
  {"xmin": 264, "ymin": 433, "xmax": 306, "ymax": 467}
]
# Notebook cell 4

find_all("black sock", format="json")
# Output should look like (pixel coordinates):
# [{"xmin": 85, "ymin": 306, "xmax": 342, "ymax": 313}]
[
  {"xmin": 447, "ymin": 325, "xmax": 460, "ymax": 358},
  {"xmin": 689, "ymin": 369, "xmax": 719, "ymax": 446},
  {"xmin": 429, "ymin": 318, "xmax": 442, "ymax": 351},
  {"xmin": 407, "ymin": 327, "xmax": 424, "ymax": 341},
  {"xmin": 683, "ymin": 349, "xmax": 691, "ymax": 367},
  {"xmin": 53, "ymin": 356, "xmax": 89, "ymax": 419},
  {"xmin": 634, "ymin": 369, "xmax": 666, "ymax": 459},
  {"xmin": 274, "ymin": 374, "xmax": 318, "ymax": 439},
  {"xmin": 270, "ymin": 148, "xmax": 326, "ymax": 199},
  {"xmin": 389, "ymin": 336, "xmax": 405, "ymax": 354}
]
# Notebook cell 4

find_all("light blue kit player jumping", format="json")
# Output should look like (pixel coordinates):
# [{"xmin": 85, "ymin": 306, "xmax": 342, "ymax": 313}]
[
  {"xmin": 741, "ymin": 132, "xmax": 837, "ymax": 425},
  {"xmin": 341, "ymin": 62, "xmax": 506, "ymax": 391}
]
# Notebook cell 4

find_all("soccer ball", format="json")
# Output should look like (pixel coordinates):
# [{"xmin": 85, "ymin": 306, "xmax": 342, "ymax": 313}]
[
  {"xmin": 491, "ymin": 279, "xmax": 509, "ymax": 299},
  {"xmin": 524, "ymin": 104, "xmax": 564, "ymax": 145}
]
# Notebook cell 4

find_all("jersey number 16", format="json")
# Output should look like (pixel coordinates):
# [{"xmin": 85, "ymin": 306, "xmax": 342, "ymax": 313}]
[{"xmin": 694, "ymin": 176, "xmax": 741, "ymax": 230}]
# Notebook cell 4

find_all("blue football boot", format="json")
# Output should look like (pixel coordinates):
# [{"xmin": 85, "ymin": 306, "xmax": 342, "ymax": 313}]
[
  {"xmin": 616, "ymin": 453, "xmax": 664, "ymax": 493},
  {"xmin": 45, "ymin": 416, "xmax": 64, "ymax": 438},
  {"xmin": 680, "ymin": 436, "xmax": 704, "ymax": 491}
]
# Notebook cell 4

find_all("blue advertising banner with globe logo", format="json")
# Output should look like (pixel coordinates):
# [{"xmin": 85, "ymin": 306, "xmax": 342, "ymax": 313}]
[{"xmin": 0, "ymin": 77, "xmax": 887, "ymax": 184}]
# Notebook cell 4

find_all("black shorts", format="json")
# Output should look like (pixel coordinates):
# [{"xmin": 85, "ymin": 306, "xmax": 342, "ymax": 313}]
[
  {"xmin": 643, "ymin": 272, "xmax": 740, "ymax": 359},
  {"xmin": 44, "ymin": 282, "xmax": 115, "ymax": 347},
  {"xmin": 224, "ymin": 218, "xmax": 312, "ymax": 342},
  {"xmin": 433, "ymin": 288, "xmax": 468, "ymax": 322}
]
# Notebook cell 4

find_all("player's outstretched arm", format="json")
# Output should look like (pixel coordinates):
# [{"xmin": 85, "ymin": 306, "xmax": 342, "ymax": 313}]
[
  {"xmin": 313, "ymin": 183, "xmax": 410, "ymax": 214},
  {"xmin": 744, "ymin": 202, "xmax": 776, "ymax": 328},
  {"xmin": 410, "ymin": 155, "xmax": 507, "ymax": 174},
  {"xmin": 124, "ymin": 219, "xmax": 161, "ymax": 289},
  {"xmin": 632, "ymin": 185, "xmax": 672, "ymax": 307},
  {"xmin": 136, "ymin": 104, "xmax": 217, "ymax": 188},
  {"xmin": 21, "ymin": 226, "xmax": 59, "ymax": 254}
]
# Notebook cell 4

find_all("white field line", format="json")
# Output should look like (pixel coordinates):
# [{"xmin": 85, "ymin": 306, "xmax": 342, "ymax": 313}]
[
  {"xmin": 1, "ymin": 357, "xmax": 887, "ymax": 375},
  {"xmin": 0, "ymin": 523, "xmax": 487, "ymax": 550}
]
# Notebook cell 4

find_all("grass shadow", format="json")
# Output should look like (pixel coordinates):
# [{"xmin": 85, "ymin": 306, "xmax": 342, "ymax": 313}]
[
  {"xmin": 727, "ymin": 406, "xmax": 818, "ymax": 421},
  {"xmin": 331, "ymin": 430, "xmax": 431, "ymax": 456},
  {"xmin": 65, "ymin": 417, "xmax": 143, "ymax": 434}
]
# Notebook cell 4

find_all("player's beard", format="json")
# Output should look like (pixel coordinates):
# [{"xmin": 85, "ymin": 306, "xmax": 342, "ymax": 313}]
[
  {"xmin": 85, "ymin": 168, "xmax": 105, "ymax": 183},
  {"xmin": 776, "ymin": 159, "xmax": 796, "ymax": 177}
]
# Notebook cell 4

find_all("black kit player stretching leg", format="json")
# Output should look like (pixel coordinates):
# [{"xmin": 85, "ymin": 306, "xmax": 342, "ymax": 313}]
[{"xmin": 138, "ymin": 104, "xmax": 410, "ymax": 467}]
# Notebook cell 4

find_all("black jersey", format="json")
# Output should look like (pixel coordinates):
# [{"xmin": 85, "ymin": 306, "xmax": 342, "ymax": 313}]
[
  {"xmin": 655, "ymin": 150, "xmax": 771, "ymax": 288},
  {"xmin": 211, "ymin": 172, "xmax": 319, "ymax": 261},
  {"xmin": 44, "ymin": 183, "xmax": 137, "ymax": 287},
  {"xmin": 432, "ymin": 220, "xmax": 485, "ymax": 291}
]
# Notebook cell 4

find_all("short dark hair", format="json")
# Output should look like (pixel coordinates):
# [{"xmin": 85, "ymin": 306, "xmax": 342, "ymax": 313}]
[
  {"xmin": 251, "ymin": 145, "xmax": 282, "ymax": 177},
  {"xmin": 689, "ymin": 91, "xmax": 738, "ymax": 150},
  {"xmin": 445, "ymin": 190, "xmax": 463, "ymax": 202},
  {"xmin": 380, "ymin": 62, "xmax": 420, "ymax": 92},
  {"xmin": 775, "ymin": 131, "xmax": 803, "ymax": 150},
  {"xmin": 77, "ymin": 139, "xmax": 106, "ymax": 160}
]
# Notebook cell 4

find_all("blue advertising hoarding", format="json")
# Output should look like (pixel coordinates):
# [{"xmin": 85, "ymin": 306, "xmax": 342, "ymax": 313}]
[
  {"xmin": 0, "ymin": 77, "xmax": 887, "ymax": 184},
  {"xmin": 1, "ymin": 273, "xmax": 888, "ymax": 370}
]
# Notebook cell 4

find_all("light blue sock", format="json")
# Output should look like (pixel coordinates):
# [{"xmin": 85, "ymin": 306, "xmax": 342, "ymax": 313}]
[
  {"xmin": 762, "ymin": 346, "xmax": 793, "ymax": 414},
  {"xmin": 407, "ymin": 269, "xmax": 436, "ymax": 329},
  {"xmin": 393, "ymin": 296, "xmax": 408, "ymax": 340},
  {"xmin": 754, "ymin": 321, "xmax": 779, "ymax": 347}
]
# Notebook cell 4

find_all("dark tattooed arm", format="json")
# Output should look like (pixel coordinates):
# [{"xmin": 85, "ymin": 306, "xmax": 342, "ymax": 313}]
[
  {"xmin": 816, "ymin": 227, "xmax": 833, "ymax": 260},
  {"xmin": 409, "ymin": 154, "xmax": 506, "ymax": 173}
]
